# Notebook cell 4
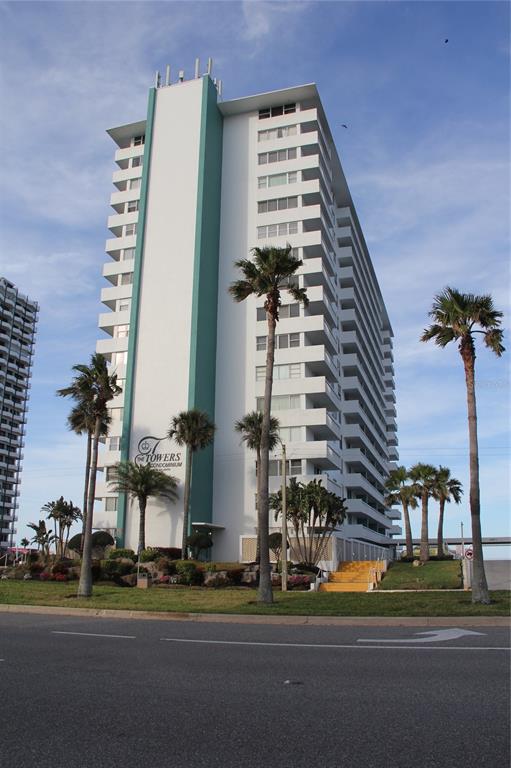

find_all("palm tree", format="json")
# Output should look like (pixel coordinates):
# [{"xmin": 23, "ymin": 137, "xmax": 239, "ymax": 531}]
[
  {"xmin": 168, "ymin": 410, "xmax": 215, "ymax": 559},
  {"xmin": 19, "ymin": 537, "xmax": 29, "ymax": 564},
  {"xmin": 433, "ymin": 466, "xmax": 463, "ymax": 557},
  {"xmin": 229, "ymin": 245, "xmax": 308, "ymax": 604},
  {"xmin": 108, "ymin": 461, "xmax": 179, "ymax": 552},
  {"xmin": 67, "ymin": 401, "xmax": 110, "ymax": 553},
  {"xmin": 235, "ymin": 411, "xmax": 280, "ymax": 563},
  {"xmin": 42, "ymin": 497, "xmax": 82, "ymax": 559},
  {"xmin": 57, "ymin": 353, "xmax": 122, "ymax": 597},
  {"xmin": 384, "ymin": 466, "xmax": 418, "ymax": 559},
  {"xmin": 408, "ymin": 463, "xmax": 437, "ymax": 562},
  {"xmin": 27, "ymin": 520, "xmax": 55, "ymax": 561},
  {"xmin": 421, "ymin": 287, "xmax": 504, "ymax": 603}
]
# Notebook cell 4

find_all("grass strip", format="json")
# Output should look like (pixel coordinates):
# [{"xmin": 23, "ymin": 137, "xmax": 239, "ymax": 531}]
[{"xmin": 0, "ymin": 581, "xmax": 509, "ymax": 616}]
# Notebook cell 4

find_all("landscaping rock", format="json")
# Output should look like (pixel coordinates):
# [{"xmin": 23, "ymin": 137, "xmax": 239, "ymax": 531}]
[
  {"xmin": 203, "ymin": 570, "xmax": 231, "ymax": 588},
  {"xmin": 241, "ymin": 571, "xmax": 257, "ymax": 586}
]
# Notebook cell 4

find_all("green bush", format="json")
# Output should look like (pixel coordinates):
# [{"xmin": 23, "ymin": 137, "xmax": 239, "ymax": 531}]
[
  {"xmin": 107, "ymin": 548, "xmax": 136, "ymax": 561},
  {"xmin": 102, "ymin": 559, "xmax": 134, "ymax": 578},
  {"xmin": 51, "ymin": 561, "xmax": 69, "ymax": 576},
  {"xmin": 91, "ymin": 530, "xmax": 115, "ymax": 548},
  {"xmin": 68, "ymin": 534, "xmax": 82, "ymax": 552},
  {"xmin": 140, "ymin": 548, "xmax": 159, "ymax": 563},
  {"xmin": 155, "ymin": 557, "xmax": 170, "ymax": 573},
  {"xmin": 175, "ymin": 561, "xmax": 203, "ymax": 585},
  {"xmin": 186, "ymin": 532, "xmax": 213, "ymax": 560}
]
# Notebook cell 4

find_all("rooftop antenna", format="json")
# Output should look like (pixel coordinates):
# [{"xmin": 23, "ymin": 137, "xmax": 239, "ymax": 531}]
[
  {"xmin": 154, "ymin": 70, "xmax": 161, "ymax": 88},
  {"xmin": 195, "ymin": 58, "xmax": 200, "ymax": 78},
  {"xmin": 207, "ymin": 57, "xmax": 213, "ymax": 76},
  {"xmin": 165, "ymin": 65, "xmax": 171, "ymax": 86},
  {"xmin": 178, "ymin": 70, "xmax": 185, "ymax": 82}
]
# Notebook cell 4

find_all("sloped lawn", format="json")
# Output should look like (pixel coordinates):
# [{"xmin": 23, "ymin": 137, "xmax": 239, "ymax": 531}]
[{"xmin": 378, "ymin": 560, "xmax": 462, "ymax": 590}]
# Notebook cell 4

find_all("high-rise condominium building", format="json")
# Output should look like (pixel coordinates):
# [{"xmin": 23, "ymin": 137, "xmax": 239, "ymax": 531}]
[
  {"xmin": 95, "ymin": 66, "xmax": 400, "ymax": 565},
  {"xmin": 0, "ymin": 278, "xmax": 38, "ymax": 550}
]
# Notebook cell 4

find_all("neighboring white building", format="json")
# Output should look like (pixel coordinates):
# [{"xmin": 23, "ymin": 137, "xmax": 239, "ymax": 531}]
[
  {"xmin": 94, "ymin": 65, "xmax": 400, "ymax": 565},
  {"xmin": 0, "ymin": 278, "xmax": 38, "ymax": 550}
]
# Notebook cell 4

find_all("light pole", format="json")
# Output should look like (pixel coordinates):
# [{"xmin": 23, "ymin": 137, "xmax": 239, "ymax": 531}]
[
  {"xmin": 281, "ymin": 443, "xmax": 288, "ymax": 592},
  {"xmin": 460, "ymin": 521, "xmax": 465, "ymax": 558}
]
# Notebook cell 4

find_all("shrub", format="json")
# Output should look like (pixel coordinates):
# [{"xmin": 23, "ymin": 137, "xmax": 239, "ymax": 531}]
[
  {"xmin": 291, "ymin": 563, "xmax": 320, "ymax": 575},
  {"xmin": 140, "ymin": 548, "xmax": 159, "ymax": 563},
  {"xmin": 68, "ymin": 534, "xmax": 82, "ymax": 553},
  {"xmin": 54, "ymin": 573, "xmax": 68, "ymax": 582},
  {"xmin": 39, "ymin": 572, "xmax": 50, "ymax": 581},
  {"xmin": 107, "ymin": 548, "xmax": 136, "ymax": 561},
  {"xmin": 91, "ymin": 561, "xmax": 102, "ymax": 581},
  {"xmin": 287, "ymin": 574, "xmax": 311, "ymax": 591},
  {"xmin": 155, "ymin": 557, "xmax": 170, "ymax": 573},
  {"xmin": 102, "ymin": 559, "xmax": 134, "ymax": 578},
  {"xmin": 228, "ymin": 568, "xmax": 245, "ymax": 586},
  {"xmin": 186, "ymin": 532, "xmax": 213, "ymax": 560},
  {"xmin": 175, "ymin": 561, "xmax": 203, "ymax": 586},
  {"xmin": 155, "ymin": 547, "xmax": 182, "ymax": 561},
  {"xmin": 91, "ymin": 530, "xmax": 115, "ymax": 548},
  {"xmin": 52, "ymin": 561, "xmax": 69, "ymax": 576},
  {"xmin": 29, "ymin": 562, "xmax": 44, "ymax": 575}
]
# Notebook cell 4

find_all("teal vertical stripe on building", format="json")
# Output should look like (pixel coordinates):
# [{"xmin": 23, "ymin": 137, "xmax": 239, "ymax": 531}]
[
  {"xmin": 116, "ymin": 87, "xmax": 157, "ymax": 546},
  {"xmin": 187, "ymin": 76, "xmax": 224, "ymax": 530}
]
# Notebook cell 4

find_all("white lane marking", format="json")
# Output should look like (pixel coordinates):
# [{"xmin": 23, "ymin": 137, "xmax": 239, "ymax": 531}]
[
  {"xmin": 160, "ymin": 638, "xmax": 509, "ymax": 651},
  {"xmin": 51, "ymin": 631, "xmax": 135, "ymax": 639},
  {"xmin": 358, "ymin": 628, "xmax": 485, "ymax": 644}
]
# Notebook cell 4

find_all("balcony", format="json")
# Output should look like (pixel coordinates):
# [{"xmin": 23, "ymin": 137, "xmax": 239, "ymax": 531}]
[
  {"xmin": 96, "ymin": 337, "xmax": 129, "ymax": 356},
  {"xmin": 100, "ymin": 284, "xmax": 133, "ymax": 310},
  {"xmin": 340, "ymin": 523, "xmax": 394, "ymax": 546},
  {"xmin": 105, "ymin": 234, "xmax": 137, "ymax": 255},
  {"xmin": 98, "ymin": 310, "xmax": 131, "ymax": 335},
  {"xmin": 342, "ymin": 472, "xmax": 385, "ymax": 505}
]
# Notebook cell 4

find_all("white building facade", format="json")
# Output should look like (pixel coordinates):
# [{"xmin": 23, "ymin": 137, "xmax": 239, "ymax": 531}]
[{"xmin": 95, "ymin": 70, "xmax": 400, "ymax": 565}]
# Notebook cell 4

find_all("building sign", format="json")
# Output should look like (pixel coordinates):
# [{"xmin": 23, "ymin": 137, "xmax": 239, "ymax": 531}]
[{"xmin": 134, "ymin": 435, "xmax": 183, "ymax": 472}]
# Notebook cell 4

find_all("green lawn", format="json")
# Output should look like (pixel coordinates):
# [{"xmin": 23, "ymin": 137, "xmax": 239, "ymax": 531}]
[
  {"xmin": 378, "ymin": 561, "xmax": 462, "ymax": 591},
  {"xmin": 0, "ymin": 580, "xmax": 509, "ymax": 616}
]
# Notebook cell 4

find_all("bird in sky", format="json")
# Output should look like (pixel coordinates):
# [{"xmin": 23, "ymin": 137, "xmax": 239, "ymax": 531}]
[
  {"xmin": 444, "ymin": 38, "xmax": 449, "ymax": 43},
  {"xmin": 341, "ymin": 124, "xmax": 348, "ymax": 129}
]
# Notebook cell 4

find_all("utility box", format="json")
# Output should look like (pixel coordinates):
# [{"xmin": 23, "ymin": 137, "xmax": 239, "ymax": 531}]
[{"xmin": 137, "ymin": 573, "xmax": 151, "ymax": 589}]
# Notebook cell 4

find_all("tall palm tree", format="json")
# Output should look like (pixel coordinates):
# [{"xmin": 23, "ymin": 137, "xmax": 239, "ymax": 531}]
[
  {"xmin": 57, "ymin": 353, "xmax": 122, "ymax": 597},
  {"xmin": 408, "ymin": 463, "xmax": 437, "ymax": 562},
  {"xmin": 168, "ymin": 409, "xmax": 215, "ymax": 559},
  {"xmin": 421, "ymin": 287, "xmax": 504, "ymax": 603},
  {"xmin": 433, "ymin": 466, "xmax": 463, "ymax": 557},
  {"xmin": 235, "ymin": 411, "xmax": 280, "ymax": 562},
  {"xmin": 108, "ymin": 461, "xmax": 179, "ymax": 552},
  {"xmin": 229, "ymin": 245, "xmax": 308, "ymax": 604},
  {"xmin": 67, "ymin": 401, "xmax": 110, "ymax": 553},
  {"xmin": 384, "ymin": 466, "xmax": 418, "ymax": 559},
  {"xmin": 19, "ymin": 537, "xmax": 29, "ymax": 564}
]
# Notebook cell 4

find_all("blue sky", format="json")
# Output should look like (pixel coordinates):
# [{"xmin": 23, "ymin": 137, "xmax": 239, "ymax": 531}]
[{"xmin": 1, "ymin": 1, "xmax": 509, "ymax": 555}]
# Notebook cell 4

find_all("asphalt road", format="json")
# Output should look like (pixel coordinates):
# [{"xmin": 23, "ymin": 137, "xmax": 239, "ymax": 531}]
[{"xmin": 1, "ymin": 614, "xmax": 509, "ymax": 768}]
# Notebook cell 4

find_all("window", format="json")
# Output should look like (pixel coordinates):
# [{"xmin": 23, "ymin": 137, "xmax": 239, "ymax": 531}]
[
  {"xmin": 258, "ymin": 147, "xmax": 297, "ymax": 165},
  {"xmin": 129, "ymin": 178, "xmax": 141, "ymax": 190},
  {"xmin": 258, "ymin": 196, "xmax": 298, "ymax": 213},
  {"xmin": 114, "ymin": 325, "xmax": 129, "ymax": 339},
  {"xmin": 117, "ymin": 300, "xmax": 131, "ymax": 313},
  {"xmin": 124, "ymin": 223, "xmax": 137, "ymax": 237},
  {"xmin": 112, "ymin": 351, "xmax": 127, "ymax": 365},
  {"xmin": 110, "ymin": 408, "xmax": 124, "ymax": 421},
  {"xmin": 257, "ymin": 221, "xmax": 299, "ymax": 239},
  {"xmin": 131, "ymin": 156, "xmax": 142, "ymax": 168},
  {"xmin": 133, "ymin": 135, "xmax": 145, "ymax": 146},
  {"xmin": 258, "ymin": 125, "xmax": 297, "ymax": 142},
  {"xmin": 108, "ymin": 437, "xmax": 121, "ymax": 451},
  {"xmin": 256, "ymin": 394, "xmax": 300, "ymax": 411},
  {"xmin": 268, "ymin": 458, "xmax": 302, "ymax": 477},
  {"xmin": 256, "ymin": 363, "xmax": 301, "ymax": 381},
  {"xmin": 279, "ymin": 426, "xmax": 302, "ymax": 443},
  {"xmin": 105, "ymin": 467, "xmax": 115, "ymax": 482},
  {"xmin": 258, "ymin": 171, "xmax": 298, "ymax": 189},
  {"xmin": 257, "ymin": 303, "xmax": 298, "ymax": 321},
  {"xmin": 258, "ymin": 104, "xmax": 296, "ymax": 119},
  {"xmin": 256, "ymin": 336, "xmax": 266, "ymax": 351},
  {"xmin": 119, "ymin": 273, "xmax": 133, "ymax": 285},
  {"xmin": 121, "ymin": 248, "xmax": 135, "ymax": 261},
  {"xmin": 105, "ymin": 497, "xmax": 118, "ymax": 512},
  {"xmin": 254, "ymin": 332, "xmax": 300, "ymax": 350},
  {"xmin": 126, "ymin": 200, "xmax": 139, "ymax": 213}
]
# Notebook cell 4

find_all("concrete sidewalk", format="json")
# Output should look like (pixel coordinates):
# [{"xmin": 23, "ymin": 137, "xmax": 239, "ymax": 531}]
[{"xmin": 0, "ymin": 603, "xmax": 508, "ymax": 626}]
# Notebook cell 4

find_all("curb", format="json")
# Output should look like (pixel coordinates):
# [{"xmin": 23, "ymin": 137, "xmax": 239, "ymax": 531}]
[{"xmin": 0, "ymin": 604, "xmax": 509, "ymax": 627}]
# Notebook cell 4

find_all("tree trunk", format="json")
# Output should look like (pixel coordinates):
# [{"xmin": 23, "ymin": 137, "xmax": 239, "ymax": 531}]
[
  {"xmin": 420, "ymin": 492, "xmax": 429, "ymax": 562},
  {"xmin": 181, "ymin": 446, "xmax": 192, "ymax": 559},
  {"xmin": 138, "ymin": 496, "xmax": 146, "ymax": 553},
  {"xmin": 78, "ymin": 419, "xmax": 101, "ymax": 597},
  {"xmin": 437, "ymin": 499, "xmax": 445, "ymax": 557},
  {"xmin": 257, "ymin": 309, "xmax": 277, "ymax": 604},
  {"xmin": 81, "ymin": 432, "xmax": 92, "ymax": 554},
  {"xmin": 402, "ymin": 501, "xmax": 414, "ymax": 558},
  {"xmin": 461, "ymin": 343, "xmax": 489, "ymax": 603},
  {"xmin": 255, "ymin": 448, "xmax": 261, "ymax": 565}
]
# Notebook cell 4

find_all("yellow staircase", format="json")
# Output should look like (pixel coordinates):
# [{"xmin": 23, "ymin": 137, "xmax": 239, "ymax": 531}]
[{"xmin": 319, "ymin": 560, "xmax": 382, "ymax": 593}]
